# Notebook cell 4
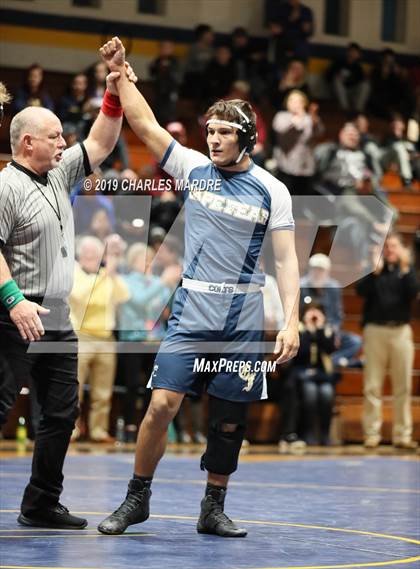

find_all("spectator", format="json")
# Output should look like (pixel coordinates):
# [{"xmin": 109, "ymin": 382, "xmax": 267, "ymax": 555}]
[
  {"xmin": 204, "ymin": 45, "xmax": 237, "ymax": 103},
  {"xmin": 14, "ymin": 64, "xmax": 54, "ymax": 113},
  {"xmin": 300, "ymin": 254, "xmax": 362, "ymax": 367},
  {"xmin": 356, "ymin": 233, "xmax": 419, "ymax": 449},
  {"xmin": 83, "ymin": 101, "xmax": 131, "ymax": 176},
  {"xmin": 86, "ymin": 61, "xmax": 107, "ymax": 109},
  {"xmin": 266, "ymin": 20, "xmax": 292, "ymax": 74},
  {"xmin": 326, "ymin": 43, "xmax": 370, "ymax": 113},
  {"xmin": 182, "ymin": 24, "xmax": 215, "ymax": 100},
  {"xmin": 69, "ymin": 235, "xmax": 130, "ymax": 442},
  {"xmin": 149, "ymin": 41, "xmax": 180, "ymax": 124},
  {"xmin": 58, "ymin": 73, "xmax": 90, "ymax": 139},
  {"xmin": 261, "ymin": 267, "xmax": 305, "ymax": 452},
  {"xmin": 149, "ymin": 122, "xmax": 186, "ymax": 233},
  {"xmin": 175, "ymin": 396, "xmax": 207, "ymax": 444},
  {"xmin": 89, "ymin": 207, "xmax": 114, "ymax": 242},
  {"xmin": 272, "ymin": 58, "xmax": 309, "ymax": 109},
  {"xmin": 151, "ymin": 233, "xmax": 183, "ymax": 276},
  {"xmin": 368, "ymin": 49, "xmax": 416, "ymax": 120},
  {"xmin": 353, "ymin": 112, "xmax": 384, "ymax": 180},
  {"xmin": 119, "ymin": 243, "xmax": 181, "ymax": 442},
  {"xmin": 71, "ymin": 171, "xmax": 116, "ymax": 236},
  {"xmin": 99, "ymin": 135, "xmax": 131, "ymax": 176},
  {"xmin": 272, "ymin": 89, "xmax": 324, "ymax": 195},
  {"xmin": 230, "ymin": 27, "xmax": 252, "ymax": 81},
  {"xmin": 275, "ymin": 0, "xmax": 314, "ymax": 61},
  {"xmin": 291, "ymin": 305, "xmax": 337, "ymax": 445},
  {"xmin": 62, "ymin": 123, "xmax": 79, "ymax": 149},
  {"xmin": 314, "ymin": 122, "xmax": 392, "ymax": 264},
  {"xmin": 382, "ymin": 114, "xmax": 420, "ymax": 186}
]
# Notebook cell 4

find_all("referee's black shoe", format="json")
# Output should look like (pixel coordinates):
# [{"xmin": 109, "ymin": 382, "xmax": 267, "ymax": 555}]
[
  {"xmin": 97, "ymin": 479, "xmax": 151, "ymax": 535},
  {"xmin": 197, "ymin": 488, "xmax": 247, "ymax": 537},
  {"xmin": 18, "ymin": 504, "xmax": 87, "ymax": 529}
]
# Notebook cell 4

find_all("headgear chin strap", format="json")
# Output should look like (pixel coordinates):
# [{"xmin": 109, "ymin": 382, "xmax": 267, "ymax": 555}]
[{"xmin": 206, "ymin": 105, "xmax": 257, "ymax": 166}]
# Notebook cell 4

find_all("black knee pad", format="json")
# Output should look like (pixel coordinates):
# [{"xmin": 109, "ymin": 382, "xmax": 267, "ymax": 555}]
[{"xmin": 200, "ymin": 396, "xmax": 248, "ymax": 476}]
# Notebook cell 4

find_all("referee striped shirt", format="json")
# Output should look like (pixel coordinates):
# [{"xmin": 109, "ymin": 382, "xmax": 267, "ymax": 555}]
[{"xmin": 0, "ymin": 143, "xmax": 91, "ymax": 298}]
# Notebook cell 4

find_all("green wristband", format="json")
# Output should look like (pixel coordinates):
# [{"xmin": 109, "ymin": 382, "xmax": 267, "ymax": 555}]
[{"xmin": 0, "ymin": 279, "xmax": 25, "ymax": 310}]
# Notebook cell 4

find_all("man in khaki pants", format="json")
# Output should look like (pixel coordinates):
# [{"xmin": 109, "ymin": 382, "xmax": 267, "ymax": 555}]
[
  {"xmin": 70, "ymin": 235, "xmax": 129, "ymax": 442},
  {"xmin": 356, "ymin": 233, "xmax": 419, "ymax": 449}
]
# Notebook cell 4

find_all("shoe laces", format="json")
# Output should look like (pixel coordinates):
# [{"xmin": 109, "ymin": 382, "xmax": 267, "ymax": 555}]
[
  {"xmin": 207, "ymin": 502, "xmax": 234, "ymax": 528},
  {"xmin": 113, "ymin": 490, "xmax": 147, "ymax": 517},
  {"xmin": 56, "ymin": 503, "xmax": 70, "ymax": 514},
  {"xmin": 212, "ymin": 508, "xmax": 234, "ymax": 526}
]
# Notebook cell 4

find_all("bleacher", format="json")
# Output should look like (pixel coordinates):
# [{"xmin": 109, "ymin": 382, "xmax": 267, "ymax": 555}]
[{"xmin": 0, "ymin": 66, "xmax": 419, "ymax": 445}]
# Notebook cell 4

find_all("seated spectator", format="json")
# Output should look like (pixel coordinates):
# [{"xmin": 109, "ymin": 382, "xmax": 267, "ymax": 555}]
[
  {"xmin": 149, "ymin": 41, "xmax": 180, "ymax": 124},
  {"xmin": 182, "ymin": 24, "xmax": 215, "ymax": 100},
  {"xmin": 368, "ymin": 49, "xmax": 416, "ymax": 120},
  {"xmin": 356, "ymin": 233, "xmax": 419, "ymax": 449},
  {"xmin": 291, "ymin": 305, "xmax": 337, "ymax": 445},
  {"xmin": 119, "ymin": 243, "xmax": 181, "ymax": 442},
  {"xmin": 314, "ymin": 122, "xmax": 392, "ymax": 264},
  {"xmin": 69, "ymin": 236, "xmax": 130, "ymax": 442},
  {"xmin": 326, "ymin": 43, "xmax": 370, "ymax": 113},
  {"xmin": 58, "ymin": 72, "xmax": 91, "ymax": 139},
  {"xmin": 272, "ymin": 89, "xmax": 324, "ymax": 195},
  {"xmin": 272, "ymin": 58, "xmax": 310, "ymax": 109},
  {"xmin": 204, "ymin": 44, "xmax": 237, "ymax": 103},
  {"xmin": 300, "ymin": 254, "xmax": 362, "ymax": 367},
  {"xmin": 14, "ymin": 63, "xmax": 54, "ymax": 113},
  {"xmin": 353, "ymin": 113, "xmax": 384, "ymax": 179},
  {"xmin": 382, "ymin": 114, "xmax": 420, "ymax": 186}
]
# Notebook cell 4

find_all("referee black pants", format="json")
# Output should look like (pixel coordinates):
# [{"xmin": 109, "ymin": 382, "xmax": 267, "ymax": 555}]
[{"xmin": 0, "ymin": 299, "xmax": 79, "ymax": 514}]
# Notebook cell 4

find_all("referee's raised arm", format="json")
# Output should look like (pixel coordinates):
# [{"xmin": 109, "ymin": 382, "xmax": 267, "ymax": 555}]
[{"xmin": 82, "ymin": 63, "xmax": 126, "ymax": 170}]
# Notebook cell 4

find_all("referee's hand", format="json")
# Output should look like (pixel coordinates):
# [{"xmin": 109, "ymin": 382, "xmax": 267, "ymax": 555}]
[{"xmin": 9, "ymin": 300, "xmax": 50, "ymax": 342}]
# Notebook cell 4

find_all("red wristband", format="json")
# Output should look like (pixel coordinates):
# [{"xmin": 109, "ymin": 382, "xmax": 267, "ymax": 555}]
[{"xmin": 101, "ymin": 89, "xmax": 123, "ymax": 118}]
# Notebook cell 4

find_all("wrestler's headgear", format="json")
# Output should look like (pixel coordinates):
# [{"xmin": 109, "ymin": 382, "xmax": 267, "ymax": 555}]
[{"xmin": 206, "ymin": 104, "xmax": 257, "ymax": 165}]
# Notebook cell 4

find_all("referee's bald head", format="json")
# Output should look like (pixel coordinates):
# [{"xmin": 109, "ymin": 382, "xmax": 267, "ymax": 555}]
[{"xmin": 10, "ymin": 106, "xmax": 61, "ymax": 155}]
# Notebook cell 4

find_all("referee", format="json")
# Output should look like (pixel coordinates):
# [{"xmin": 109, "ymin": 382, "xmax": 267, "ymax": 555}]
[{"xmin": 0, "ymin": 60, "xmax": 135, "ymax": 529}]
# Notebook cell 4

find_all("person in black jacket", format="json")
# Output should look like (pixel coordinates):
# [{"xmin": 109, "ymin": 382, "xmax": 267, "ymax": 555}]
[
  {"xmin": 326, "ymin": 43, "xmax": 370, "ymax": 113},
  {"xmin": 356, "ymin": 232, "xmax": 419, "ymax": 449},
  {"xmin": 291, "ymin": 305, "xmax": 337, "ymax": 445}
]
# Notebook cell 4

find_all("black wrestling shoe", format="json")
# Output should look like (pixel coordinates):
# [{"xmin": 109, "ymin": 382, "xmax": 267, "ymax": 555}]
[
  {"xmin": 197, "ymin": 488, "xmax": 247, "ymax": 538},
  {"xmin": 18, "ymin": 503, "xmax": 87, "ymax": 529},
  {"xmin": 97, "ymin": 479, "xmax": 151, "ymax": 535}
]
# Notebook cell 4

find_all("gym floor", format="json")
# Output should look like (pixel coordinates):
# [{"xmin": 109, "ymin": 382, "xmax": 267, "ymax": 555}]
[{"xmin": 0, "ymin": 444, "xmax": 419, "ymax": 569}]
